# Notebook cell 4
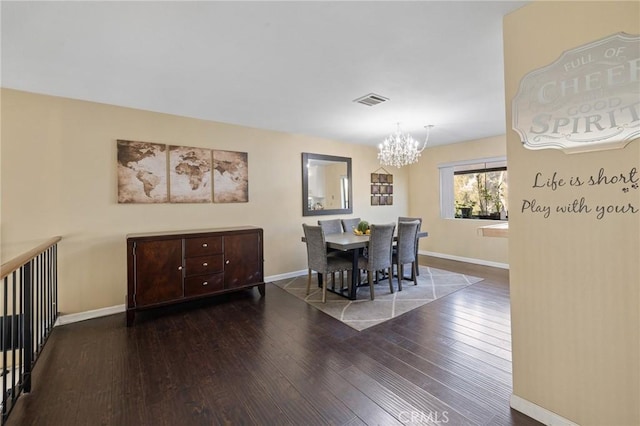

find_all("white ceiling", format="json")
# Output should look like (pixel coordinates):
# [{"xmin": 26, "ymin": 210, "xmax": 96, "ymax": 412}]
[{"xmin": 1, "ymin": 1, "xmax": 528, "ymax": 147}]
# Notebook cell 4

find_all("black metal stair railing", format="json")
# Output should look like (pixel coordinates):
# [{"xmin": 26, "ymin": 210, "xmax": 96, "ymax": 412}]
[{"xmin": 0, "ymin": 237, "xmax": 61, "ymax": 424}]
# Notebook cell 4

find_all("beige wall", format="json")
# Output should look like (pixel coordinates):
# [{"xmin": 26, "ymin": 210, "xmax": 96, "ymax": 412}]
[
  {"xmin": 1, "ymin": 89, "xmax": 412, "ymax": 314},
  {"xmin": 1, "ymin": 89, "xmax": 510, "ymax": 316},
  {"xmin": 504, "ymin": 2, "xmax": 639, "ymax": 425},
  {"xmin": 409, "ymin": 135, "xmax": 509, "ymax": 266}
]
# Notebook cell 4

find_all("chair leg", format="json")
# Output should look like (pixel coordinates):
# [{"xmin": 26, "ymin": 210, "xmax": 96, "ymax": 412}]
[
  {"xmin": 411, "ymin": 261, "xmax": 418, "ymax": 285},
  {"xmin": 322, "ymin": 273, "xmax": 327, "ymax": 303},
  {"xmin": 368, "ymin": 271, "xmax": 375, "ymax": 300},
  {"xmin": 306, "ymin": 269, "xmax": 312, "ymax": 295},
  {"xmin": 388, "ymin": 267, "xmax": 394, "ymax": 293},
  {"xmin": 397, "ymin": 263, "xmax": 403, "ymax": 292}
]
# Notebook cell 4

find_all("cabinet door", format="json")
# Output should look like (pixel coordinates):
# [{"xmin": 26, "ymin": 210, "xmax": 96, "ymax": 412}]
[
  {"xmin": 224, "ymin": 232, "xmax": 262, "ymax": 289},
  {"xmin": 134, "ymin": 239, "xmax": 183, "ymax": 307}
]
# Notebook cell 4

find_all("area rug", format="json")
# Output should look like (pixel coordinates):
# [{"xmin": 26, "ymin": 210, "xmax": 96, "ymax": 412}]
[{"xmin": 271, "ymin": 266, "xmax": 483, "ymax": 331}]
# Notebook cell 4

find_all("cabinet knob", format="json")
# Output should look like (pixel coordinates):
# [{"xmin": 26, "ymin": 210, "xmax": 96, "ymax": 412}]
[
  {"xmin": 225, "ymin": 260, "xmax": 230, "ymax": 265},
  {"xmin": 178, "ymin": 266, "xmax": 183, "ymax": 271},
  {"xmin": 202, "ymin": 281, "xmax": 208, "ymax": 286},
  {"xmin": 203, "ymin": 262, "xmax": 208, "ymax": 267},
  {"xmin": 202, "ymin": 243, "xmax": 208, "ymax": 247}
]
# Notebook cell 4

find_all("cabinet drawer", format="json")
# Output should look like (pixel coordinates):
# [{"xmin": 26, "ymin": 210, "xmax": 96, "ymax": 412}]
[
  {"xmin": 185, "ymin": 254, "xmax": 223, "ymax": 276},
  {"xmin": 185, "ymin": 236, "xmax": 223, "ymax": 257},
  {"xmin": 184, "ymin": 274, "xmax": 224, "ymax": 297}
]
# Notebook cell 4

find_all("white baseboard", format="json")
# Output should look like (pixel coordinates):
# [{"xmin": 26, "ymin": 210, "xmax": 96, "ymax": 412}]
[
  {"xmin": 422, "ymin": 250, "xmax": 509, "ymax": 270},
  {"xmin": 510, "ymin": 394, "xmax": 579, "ymax": 426},
  {"xmin": 265, "ymin": 270, "xmax": 306, "ymax": 282},
  {"xmin": 53, "ymin": 274, "xmax": 308, "ymax": 327},
  {"xmin": 55, "ymin": 304, "xmax": 125, "ymax": 326},
  {"xmin": 55, "ymin": 257, "xmax": 500, "ymax": 327}
]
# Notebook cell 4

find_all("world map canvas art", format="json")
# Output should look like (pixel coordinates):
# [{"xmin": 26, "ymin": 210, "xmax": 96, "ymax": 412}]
[
  {"xmin": 213, "ymin": 150, "xmax": 248, "ymax": 203},
  {"xmin": 117, "ymin": 140, "xmax": 248, "ymax": 204},
  {"xmin": 169, "ymin": 145, "xmax": 212, "ymax": 203},
  {"xmin": 117, "ymin": 140, "xmax": 168, "ymax": 203}
]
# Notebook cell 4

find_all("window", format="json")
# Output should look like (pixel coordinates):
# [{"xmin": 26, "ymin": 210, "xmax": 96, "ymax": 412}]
[{"xmin": 439, "ymin": 157, "xmax": 508, "ymax": 220}]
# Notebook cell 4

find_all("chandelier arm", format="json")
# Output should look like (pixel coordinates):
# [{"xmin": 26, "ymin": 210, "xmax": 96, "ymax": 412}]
[{"xmin": 416, "ymin": 125, "xmax": 433, "ymax": 153}]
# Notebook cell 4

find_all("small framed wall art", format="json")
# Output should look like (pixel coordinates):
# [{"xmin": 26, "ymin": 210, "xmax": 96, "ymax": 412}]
[{"xmin": 370, "ymin": 168, "xmax": 393, "ymax": 206}]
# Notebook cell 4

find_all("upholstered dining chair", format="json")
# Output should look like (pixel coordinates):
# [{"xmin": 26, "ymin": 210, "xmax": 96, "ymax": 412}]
[
  {"xmin": 317, "ymin": 219, "xmax": 343, "ymax": 234},
  {"xmin": 398, "ymin": 216, "xmax": 423, "ymax": 275},
  {"xmin": 303, "ymin": 224, "xmax": 353, "ymax": 303},
  {"xmin": 340, "ymin": 217, "xmax": 361, "ymax": 233},
  {"xmin": 358, "ymin": 223, "xmax": 396, "ymax": 300},
  {"xmin": 317, "ymin": 218, "xmax": 346, "ymax": 269},
  {"xmin": 392, "ymin": 220, "xmax": 421, "ymax": 291}
]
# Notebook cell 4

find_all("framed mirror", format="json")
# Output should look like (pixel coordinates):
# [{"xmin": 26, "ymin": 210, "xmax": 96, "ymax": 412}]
[{"xmin": 302, "ymin": 152, "xmax": 352, "ymax": 216}]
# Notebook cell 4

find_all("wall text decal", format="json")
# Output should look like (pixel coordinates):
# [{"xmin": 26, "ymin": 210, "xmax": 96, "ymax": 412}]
[{"xmin": 521, "ymin": 167, "xmax": 639, "ymax": 220}]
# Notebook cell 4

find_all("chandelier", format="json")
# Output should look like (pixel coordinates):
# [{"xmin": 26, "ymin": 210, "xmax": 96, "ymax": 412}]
[{"xmin": 378, "ymin": 123, "xmax": 433, "ymax": 168}]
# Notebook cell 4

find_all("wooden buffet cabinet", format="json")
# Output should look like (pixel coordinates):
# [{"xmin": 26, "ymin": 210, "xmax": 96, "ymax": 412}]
[{"xmin": 126, "ymin": 226, "xmax": 264, "ymax": 326}]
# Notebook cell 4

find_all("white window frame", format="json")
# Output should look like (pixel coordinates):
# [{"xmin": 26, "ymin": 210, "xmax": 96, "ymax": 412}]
[{"xmin": 439, "ymin": 156, "xmax": 507, "ymax": 219}]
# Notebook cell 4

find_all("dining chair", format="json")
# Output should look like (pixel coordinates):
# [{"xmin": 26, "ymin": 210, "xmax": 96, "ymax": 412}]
[
  {"xmin": 318, "ymin": 217, "xmax": 346, "ymax": 269},
  {"xmin": 340, "ymin": 217, "xmax": 363, "ymax": 282},
  {"xmin": 392, "ymin": 220, "xmax": 421, "ymax": 291},
  {"xmin": 317, "ymin": 219, "xmax": 343, "ymax": 234},
  {"xmin": 398, "ymin": 216, "xmax": 423, "ymax": 275},
  {"xmin": 340, "ymin": 217, "xmax": 361, "ymax": 233},
  {"xmin": 358, "ymin": 223, "xmax": 396, "ymax": 299},
  {"xmin": 303, "ymin": 224, "xmax": 353, "ymax": 303}
]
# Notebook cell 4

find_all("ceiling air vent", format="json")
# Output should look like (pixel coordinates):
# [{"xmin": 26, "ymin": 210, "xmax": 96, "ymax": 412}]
[{"xmin": 353, "ymin": 93, "xmax": 389, "ymax": 107}]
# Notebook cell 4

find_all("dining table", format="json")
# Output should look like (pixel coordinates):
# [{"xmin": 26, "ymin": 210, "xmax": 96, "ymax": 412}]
[{"xmin": 302, "ymin": 230, "xmax": 428, "ymax": 300}]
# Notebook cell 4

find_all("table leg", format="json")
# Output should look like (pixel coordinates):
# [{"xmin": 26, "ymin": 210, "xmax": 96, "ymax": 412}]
[{"xmin": 349, "ymin": 249, "xmax": 358, "ymax": 300}]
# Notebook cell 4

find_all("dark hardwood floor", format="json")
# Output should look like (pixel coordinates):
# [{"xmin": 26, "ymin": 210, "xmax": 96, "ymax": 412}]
[{"xmin": 7, "ymin": 257, "xmax": 541, "ymax": 426}]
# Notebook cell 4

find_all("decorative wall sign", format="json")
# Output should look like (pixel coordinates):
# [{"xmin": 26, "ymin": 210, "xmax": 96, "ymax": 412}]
[
  {"xmin": 117, "ymin": 140, "xmax": 168, "ymax": 203},
  {"xmin": 213, "ymin": 150, "xmax": 249, "ymax": 203},
  {"xmin": 371, "ymin": 168, "xmax": 393, "ymax": 206},
  {"xmin": 512, "ymin": 32, "xmax": 640, "ymax": 153},
  {"xmin": 169, "ymin": 145, "xmax": 212, "ymax": 203}
]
